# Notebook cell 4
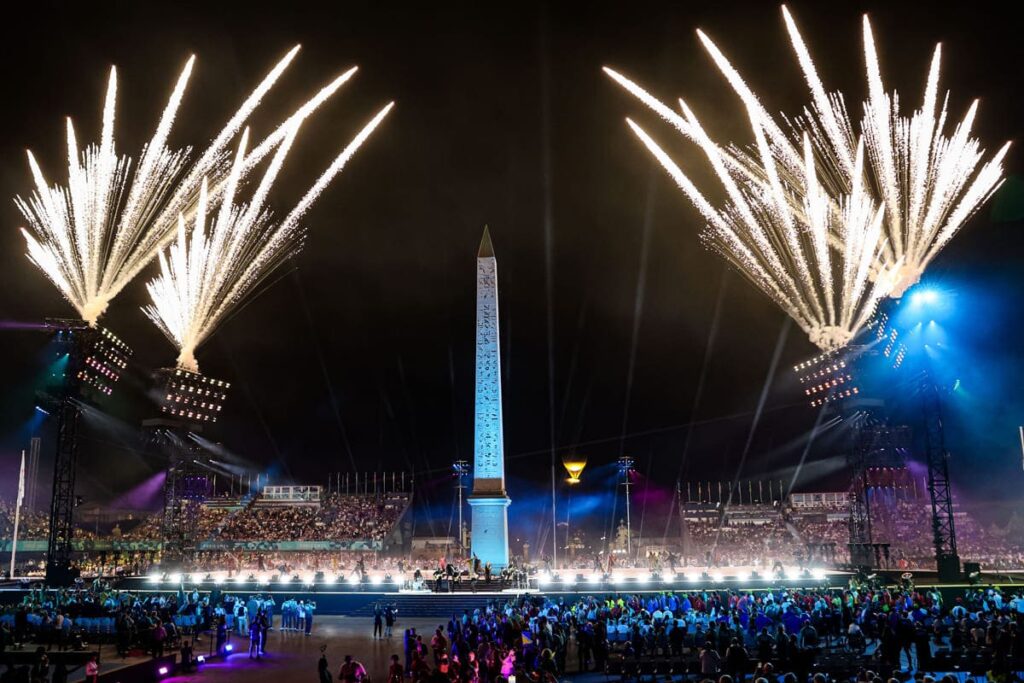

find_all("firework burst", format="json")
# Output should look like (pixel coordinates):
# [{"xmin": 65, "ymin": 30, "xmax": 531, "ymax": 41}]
[
  {"xmin": 606, "ymin": 6, "xmax": 1009, "ymax": 348},
  {"xmin": 143, "ymin": 103, "xmax": 394, "ymax": 372},
  {"xmin": 16, "ymin": 47, "xmax": 354, "ymax": 325},
  {"xmin": 777, "ymin": 6, "xmax": 1010, "ymax": 296}
]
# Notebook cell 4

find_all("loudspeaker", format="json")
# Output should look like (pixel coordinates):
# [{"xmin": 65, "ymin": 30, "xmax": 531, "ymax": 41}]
[
  {"xmin": 937, "ymin": 555, "xmax": 961, "ymax": 582},
  {"xmin": 963, "ymin": 561, "xmax": 981, "ymax": 576}
]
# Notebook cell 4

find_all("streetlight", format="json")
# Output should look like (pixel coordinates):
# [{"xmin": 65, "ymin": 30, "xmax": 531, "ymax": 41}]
[
  {"xmin": 617, "ymin": 456, "xmax": 635, "ymax": 555},
  {"xmin": 453, "ymin": 460, "xmax": 470, "ymax": 555}
]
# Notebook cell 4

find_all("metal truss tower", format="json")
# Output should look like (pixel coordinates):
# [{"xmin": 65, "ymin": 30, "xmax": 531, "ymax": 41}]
[{"xmin": 921, "ymin": 377, "xmax": 960, "ymax": 580}]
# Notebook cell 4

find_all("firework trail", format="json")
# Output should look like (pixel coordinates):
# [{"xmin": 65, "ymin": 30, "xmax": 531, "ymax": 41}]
[
  {"xmin": 607, "ymin": 67, "xmax": 888, "ymax": 351},
  {"xmin": 144, "ymin": 103, "xmax": 394, "ymax": 372},
  {"xmin": 606, "ymin": 6, "xmax": 1009, "ymax": 348},
  {"xmin": 16, "ymin": 47, "xmax": 355, "ymax": 325},
  {"xmin": 776, "ymin": 6, "xmax": 1010, "ymax": 296}
]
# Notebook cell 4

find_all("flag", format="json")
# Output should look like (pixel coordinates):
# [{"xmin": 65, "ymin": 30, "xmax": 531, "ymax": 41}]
[{"xmin": 16, "ymin": 451, "xmax": 25, "ymax": 507}]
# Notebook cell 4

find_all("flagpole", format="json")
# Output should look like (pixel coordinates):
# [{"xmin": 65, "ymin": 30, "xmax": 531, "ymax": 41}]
[{"xmin": 10, "ymin": 451, "xmax": 26, "ymax": 580}]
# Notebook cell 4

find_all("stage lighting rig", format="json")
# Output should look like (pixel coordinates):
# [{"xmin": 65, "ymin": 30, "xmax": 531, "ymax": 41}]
[
  {"xmin": 154, "ymin": 367, "xmax": 230, "ymax": 425},
  {"xmin": 39, "ymin": 319, "xmax": 133, "ymax": 587},
  {"xmin": 794, "ymin": 350, "xmax": 860, "ymax": 408},
  {"xmin": 43, "ymin": 319, "xmax": 132, "ymax": 402}
]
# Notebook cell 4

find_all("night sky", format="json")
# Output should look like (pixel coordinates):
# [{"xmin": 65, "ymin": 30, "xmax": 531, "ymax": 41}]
[{"xmin": 1, "ymin": 1, "xmax": 1022, "ymax": 544}]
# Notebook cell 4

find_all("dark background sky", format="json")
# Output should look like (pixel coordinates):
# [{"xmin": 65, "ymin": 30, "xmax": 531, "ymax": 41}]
[{"xmin": 1, "ymin": 1, "xmax": 1022, "ymax": 543}]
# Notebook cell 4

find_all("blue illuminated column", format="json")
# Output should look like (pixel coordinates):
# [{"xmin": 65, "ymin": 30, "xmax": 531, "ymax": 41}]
[{"xmin": 468, "ymin": 226, "xmax": 511, "ymax": 568}]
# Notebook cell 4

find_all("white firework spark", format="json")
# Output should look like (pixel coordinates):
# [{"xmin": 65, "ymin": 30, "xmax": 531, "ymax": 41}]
[
  {"xmin": 614, "ymin": 85, "xmax": 887, "ymax": 351},
  {"xmin": 143, "ymin": 102, "xmax": 394, "ymax": 372},
  {"xmin": 605, "ymin": 7, "xmax": 1009, "ymax": 348},
  {"xmin": 777, "ymin": 6, "xmax": 1010, "ymax": 296},
  {"xmin": 16, "ymin": 47, "xmax": 355, "ymax": 325}
]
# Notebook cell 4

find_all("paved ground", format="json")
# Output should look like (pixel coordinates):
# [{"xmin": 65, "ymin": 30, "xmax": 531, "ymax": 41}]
[{"xmin": 162, "ymin": 616, "xmax": 450, "ymax": 682}]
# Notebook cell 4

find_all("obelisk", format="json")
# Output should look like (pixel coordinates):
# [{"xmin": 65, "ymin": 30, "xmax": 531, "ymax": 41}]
[{"xmin": 468, "ymin": 226, "xmax": 511, "ymax": 568}]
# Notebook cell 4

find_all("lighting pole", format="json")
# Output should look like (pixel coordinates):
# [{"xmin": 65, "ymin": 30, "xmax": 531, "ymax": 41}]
[
  {"xmin": 617, "ymin": 456, "xmax": 635, "ymax": 556},
  {"xmin": 453, "ymin": 460, "xmax": 469, "ymax": 556}
]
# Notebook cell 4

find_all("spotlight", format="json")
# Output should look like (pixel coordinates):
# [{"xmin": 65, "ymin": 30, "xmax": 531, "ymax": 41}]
[
  {"xmin": 586, "ymin": 573, "xmax": 601, "ymax": 584},
  {"xmin": 214, "ymin": 575, "xmax": 225, "ymax": 585},
  {"xmin": 147, "ymin": 572, "xmax": 162, "ymax": 583},
  {"xmin": 158, "ymin": 666, "xmax": 169, "ymax": 676},
  {"xmin": 257, "ymin": 574, "xmax": 270, "ymax": 585},
  {"xmin": 225, "ymin": 644, "xmax": 234, "ymax": 653},
  {"xmin": 661, "ymin": 572, "xmax": 675, "ymax": 583},
  {"xmin": 347, "ymin": 573, "xmax": 360, "ymax": 585},
  {"xmin": 304, "ymin": 574, "xmax": 316, "ymax": 586},
  {"xmin": 711, "ymin": 572, "xmax": 724, "ymax": 583},
  {"xmin": 685, "ymin": 573, "xmax": 699, "ymax": 582},
  {"xmin": 278, "ymin": 574, "xmax": 292, "ymax": 584},
  {"xmin": 324, "ymin": 574, "xmax": 337, "ymax": 585},
  {"xmin": 910, "ymin": 288, "xmax": 939, "ymax": 306},
  {"xmin": 811, "ymin": 568, "xmax": 827, "ymax": 581},
  {"xmin": 561, "ymin": 574, "xmax": 576, "ymax": 586},
  {"xmin": 736, "ymin": 571, "xmax": 750, "ymax": 582},
  {"xmin": 611, "ymin": 573, "xmax": 624, "ymax": 584},
  {"xmin": 538, "ymin": 572, "xmax": 551, "ymax": 586},
  {"xmin": 370, "ymin": 574, "xmax": 384, "ymax": 586},
  {"xmin": 168, "ymin": 573, "xmax": 182, "ymax": 585},
  {"xmin": 636, "ymin": 573, "xmax": 651, "ymax": 584},
  {"xmin": 196, "ymin": 655, "xmax": 206, "ymax": 664}
]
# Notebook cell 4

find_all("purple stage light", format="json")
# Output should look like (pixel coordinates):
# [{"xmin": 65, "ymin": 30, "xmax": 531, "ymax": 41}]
[
  {"xmin": 110, "ymin": 470, "xmax": 167, "ymax": 510},
  {"xmin": 225, "ymin": 644, "xmax": 234, "ymax": 652},
  {"xmin": 158, "ymin": 666, "xmax": 169, "ymax": 675},
  {"xmin": 0, "ymin": 320, "xmax": 49, "ymax": 330}
]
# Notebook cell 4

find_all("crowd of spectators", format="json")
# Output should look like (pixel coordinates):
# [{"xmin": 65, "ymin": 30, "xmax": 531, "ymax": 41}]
[
  {"xmin": 215, "ymin": 493, "xmax": 407, "ymax": 542},
  {"xmin": 0, "ymin": 501, "xmax": 50, "ymax": 541},
  {"xmin": 0, "ymin": 580, "xmax": 215, "ymax": 676},
  {"xmin": 0, "ymin": 492, "xmax": 409, "ymax": 545},
  {"xmin": 382, "ymin": 583, "xmax": 1024, "ymax": 682}
]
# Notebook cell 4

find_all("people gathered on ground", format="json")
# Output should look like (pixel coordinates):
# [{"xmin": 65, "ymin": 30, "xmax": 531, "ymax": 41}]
[
  {"xmin": 2, "ymin": 575, "xmax": 1024, "ymax": 681},
  {"xmin": 385, "ymin": 583, "xmax": 1023, "ymax": 682}
]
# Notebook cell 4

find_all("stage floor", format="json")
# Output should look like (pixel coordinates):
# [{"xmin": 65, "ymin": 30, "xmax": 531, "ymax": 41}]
[{"xmin": 161, "ymin": 616, "xmax": 444, "ymax": 683}]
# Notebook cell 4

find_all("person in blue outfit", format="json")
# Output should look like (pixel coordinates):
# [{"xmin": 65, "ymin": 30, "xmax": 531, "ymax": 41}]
[{"xmin": 304, "ymin": 600, "xmax": 316, "ymax": 636}]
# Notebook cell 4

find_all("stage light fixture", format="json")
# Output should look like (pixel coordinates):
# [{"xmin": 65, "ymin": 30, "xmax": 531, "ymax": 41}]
[
  {"xmin": 196, "ymin": 655, "xmax": 205, "ymax": 664},
  {"xmin": 147, "ymin": 572, "xmax": 162, "ymax": 583},
  {"xmin": 324, "ymin": 574, "xmax": 337, "ymax": 584},
  {"xmin": 304, "ymin": 573, "xmax": 316, "ymax": 586},
  {"xmin": 347, "ymin": 573, "xmax": 360, "ymax": 585},
  {"xmin": 711, "ymin": 572, "xmax": 724, "ymax": 583},
  {"xmin": 538, "ymin": 572, "xmax": 551, "ymax": 586},
  {"xmin": 911, "ymin": 288, "xmax": 940, "ymax": 306},
  {"xmin": 158, "ymin": 666, "xmax": 169, "ymax": 676},
  {"xmin": 370, "ymin": 574, "xmax": 384, "ymax": 586},
  {"xmin": 168, "ymin": 573, "xmax": 182, "ymax": 584},
  {"xmin": 225, "ymin": 644, "xmax": 234, "ymax": 653},
  {"xmin": 686, "ymin": 572, "xmax": 699, "ymax": 582},
  {"xmin": 736, "ymin": 571, "xmax": 750, "ymax": 582},
  {"xmin": 587, "ymin": 573, "xmax": 601, "ymax": 584},
  {"xmin": 661, "ymin": 572, "xmax": 675, "ymax": 583},
  {"xmin": 45, "ymin": 319, "xmax": 132, "ymax": 402},
  {"xmin": 811, "ymin": 568, "xmax": 827, "ymax": 581},
  {"xmin": 154, "ymin": 366, "xmax": 231, "ymax": 425}
]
